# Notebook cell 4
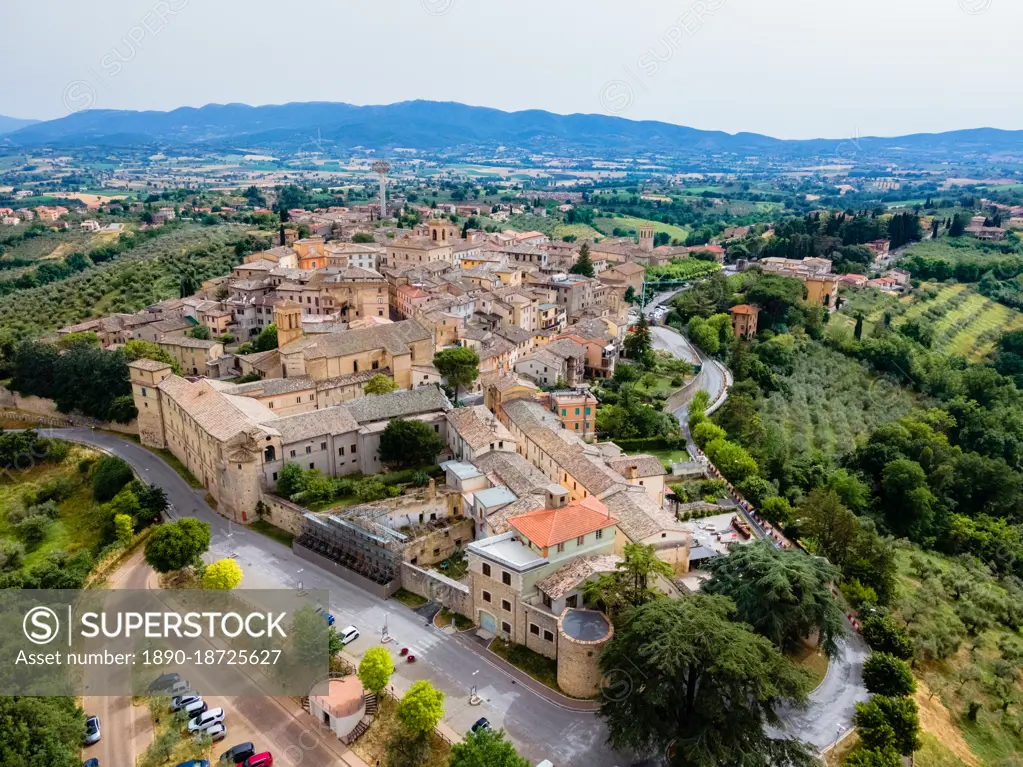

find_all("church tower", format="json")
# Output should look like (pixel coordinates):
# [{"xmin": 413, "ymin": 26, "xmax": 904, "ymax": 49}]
[
  {"xmin": 638, "ymin": 225, "xmax": 655, "ymax": 252},
  {"xmin": 274, "ymin": 301, "xmax": 304, "ymax": 348}
]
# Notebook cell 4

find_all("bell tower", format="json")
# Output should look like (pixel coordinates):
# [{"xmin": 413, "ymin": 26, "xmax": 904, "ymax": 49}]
[
  {"xmin": 274, "ymin": 301, "xmax": 304, "ymax": 348},
  {"xmin": 638, "ymin": 225, "xmax": 655, "ymax": 252}
]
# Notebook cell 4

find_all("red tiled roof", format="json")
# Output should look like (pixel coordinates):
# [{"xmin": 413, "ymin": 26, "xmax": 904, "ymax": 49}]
[
  {"xmin": 730, "ymin": 304, "xmax": 759, "ymax": 315},
  {"xmin": 508, "ymin": 496, "xmax": 616, "ymax": 548}
]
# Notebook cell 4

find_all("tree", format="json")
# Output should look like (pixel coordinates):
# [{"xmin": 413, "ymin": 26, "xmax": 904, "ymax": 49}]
[
  {"xmin": 124, "ymin": 339, "xmax": 180, "ymax": 374},
  {"xmin": 179, "ymin": 272, "xmax": 199, "ymax": 298},
  {"xmin": 255, "ymin": 323, "xmax": 278, "ymax": 352},
  {"xmin": 0, "ymin": 697, "xmax": 86, "ymax": 767},
  {"xmin": 623, "ymin": 286, "xmax": 638, "ymax": 304},
  {"xmin": 702, "ymin": 438, "xmax": 759, "ymax": 483},
  {"xmin": 582, "ymin": 543, "xmax": 674, "ymax": 618},
  {"xmin": 114, "ymin": 513, "xmax": 134, "ymax": 547},
  {"xmin": 569, "ymin": 242, "xmax": 595, "ymax": 277},
  {"xmin": 598, "ymin": 595, "xmax": 817, "ymax": 767},
  {"xmin": 202, "ymin": 558, "xmax": 243, "ymax": 590},
  {"xmin": 275, "ymin": 463, "xmax": 306, "ymax": 498},
  {"xmin": 797, "ymin": 489, "xmax": 859, "ymax": 568},
  {"xmin": 189, "ymin": 325, "xmax": 212, "ymax": 340},
  {"xmin": 379, "ymin": 419, "xmax": 444, "ymax": 468},
  {"xmin": 862, "ymin": 614, "xmax": 914, "ymax": 660},
  {"xmin": 352, "ymin": 231, "xmax": 375, "ymax": 243},
  {"xmin": 862, "ymin": 653, "xmax": 916, "ymax": 697},
  {"xmin": 144, "ymin": 517, "xmax": 211, "ymax": 573},
  {"xmin": 449, "ymin": 728, "xmax": 530, "ymax": 767},
  {"xmin": 704, "ymin": 540, "xmax": 846, "ymax": 657},
  {"xmin": 433, "ymin": 347, "xmax": 480, "ymax": 404},
  {"xmin": 686, "ymin": 316, "xmax": 720, "ymax": 355},
  {"xmin": 357, "ymin": 647, "xmax": 395, "ymax": 696},
  {"xmin": 386, "ymin": 732, "xmax": 431, "ymax": 767},
  {"xmin": 363, "ymin": 373, "xmax": 398, "ymax": 395},
  {"xmin": 396, "ymin": 680, "xmax": 445, "ymax": 736},
  {"xmin": 880, "ymin": 459, "xmax": 935, "ymax": 541},
  {"xmin": 92, "ymin": 456, "xmax": 134, "ymax": 502},
  {"xmin": 843, "ymin": 746, "xmax": 902, "ymax": 767},
  {"xmin": 624, "ymin": 313, "xmax": 652, "ymax": 359},
  {"xmin": 108, "ymin": 395, "xmax": 138, "ymax": 424},
  {"xmin": 853, "ymin": 695, "xmax": 920, "ymax": 756}
]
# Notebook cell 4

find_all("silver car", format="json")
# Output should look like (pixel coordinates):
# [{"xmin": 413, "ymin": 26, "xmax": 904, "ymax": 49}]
[
  {"xmin": 84, "ymin": 715, "xmax": 101, "ymax": 745},
  {"xmin": 171, "ymin": 694, "xmax": 202, "ymax": 712}
]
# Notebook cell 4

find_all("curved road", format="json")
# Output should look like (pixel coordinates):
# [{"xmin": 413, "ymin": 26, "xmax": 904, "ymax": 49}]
[
  {"xmin": 646, "ymin": 324, "xmax": 870, "ymax": 751},
  {"xmin": 42, "ymin": 428, "xmax": 622, "ymax": 767}
]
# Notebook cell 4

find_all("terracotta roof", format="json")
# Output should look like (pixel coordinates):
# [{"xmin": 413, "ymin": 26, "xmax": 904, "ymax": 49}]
[
  {"xmin": 486, "ymin": 495, "xmax": 545, "ymax": 535},
  {"xmin": 536, "ymin": 555, "xmax": 623, "ymax": 600},
  {"xmin": 508, "ymin": 496, "xmax": 616, "ymax": 548},
  {"xmin": 729, "ymin": 304, "xmax": 759, "ymax": 316}
]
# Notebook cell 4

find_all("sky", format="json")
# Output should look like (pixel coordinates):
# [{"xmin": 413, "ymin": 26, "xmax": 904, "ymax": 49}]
[{"xmin": 0, "ymin": 0, "xmax": 1018, "ymax": 140}]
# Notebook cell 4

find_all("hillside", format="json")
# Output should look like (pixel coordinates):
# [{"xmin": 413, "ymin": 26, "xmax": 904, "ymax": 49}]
[
  {"xmin": 0, "ymin": 114, "xmax": 39, "ymax": 136},
  {"xmin": 5, "ymin": 100, "xmax": 1023, "ymax": 160}
]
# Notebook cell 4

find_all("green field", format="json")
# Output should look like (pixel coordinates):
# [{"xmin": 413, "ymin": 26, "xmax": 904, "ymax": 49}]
[
  {"xmin": 552, "ymin": 223, "xmax": 604, "ymax": 241},
  {"xmin": 593, "ymin": 215, "xmax": 690, "ymax": 242},
  {"xmin": 833, "ymin": 282, "xmax": 1023, "ymax": 361}
]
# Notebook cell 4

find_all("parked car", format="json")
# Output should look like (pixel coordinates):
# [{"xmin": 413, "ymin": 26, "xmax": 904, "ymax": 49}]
[
  {"xmin": 219, "ymin": 742, "xmax": 256, "ymax": 764},
  {"xmin": 315, "ymin": 607, "xmax": 335, "ymax": 626},
  {"xmin": 174, "ymin": 762, "xmax": 210, "ymax": 767},
  {"xmin": 148, "ymin": 672, "xmax": 181, "ymax": 693},
  {"xmin": 168, "ymin": 680, "xmax": 191, "ymax": 697},
  {"xmin": 242, "ymin": 753, "xmax": 273, "ymax": 767},
  {"xmin": 338, "ymin": 625, "xmax": 359, "ymax": 645},
  {"xmin": 183, "ymin": 699, "xmax": 208, "ymax": 718},
  {"xmin": 171, "ymin": 694, "xmax": 202, "ymax": 712},
  {"xmin": 82, "ymin": 759, "xmax": 100, "ymax": 767},
  {"xmin": 188, "ymin": 708, "xmax": 225, "ymax": 733},
  {"xmin": 198, "ymin": 724, "xmax": 227, "ymax": 744},
  {"xmin": 470, "ymin": 717, "xmax": 491, "ymax": 733},
  {"xmin": 84, "ymin": 715, "xmax": 101, "ymax": 745}
]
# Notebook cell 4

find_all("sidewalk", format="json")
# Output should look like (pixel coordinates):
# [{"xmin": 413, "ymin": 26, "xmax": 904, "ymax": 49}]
[{"xmin": 453, "ymin": 633, "xmax": 600, "ymax": 712}]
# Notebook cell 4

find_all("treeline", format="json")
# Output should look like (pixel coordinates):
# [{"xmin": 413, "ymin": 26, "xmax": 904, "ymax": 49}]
[
  {"xmin": 0, "ymin": 224, "xmax": 176, "ymax": 297},
  {"xmin": 5, "ymin": 340, "xmax": 136, "ymax": 422}
]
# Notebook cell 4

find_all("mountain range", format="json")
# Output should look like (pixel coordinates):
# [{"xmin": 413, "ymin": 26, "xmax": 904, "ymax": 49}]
[
  {"xmin": 0, "ymin": 115, "xmax": 40, "ymax": 136},
  {"xmin": 2, "ymin": 101, "xmax": 1022, "ymax": 160}
]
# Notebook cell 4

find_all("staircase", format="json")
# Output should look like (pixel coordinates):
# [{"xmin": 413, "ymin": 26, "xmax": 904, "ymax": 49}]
[
  {"xmin": 342, "ymin": 717, "xmax": 371, "ymax": 745},
  {"xmin": 363, "ymin": 692, "xmax": 378, "ymax": 716}
]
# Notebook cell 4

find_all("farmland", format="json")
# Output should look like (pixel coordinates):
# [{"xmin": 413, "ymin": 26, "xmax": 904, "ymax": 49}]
[
  {"xmin": 593, "ymin": 215, "xmax": 690, "ymax": 242},
  {"xmin": 756, "ymin": 341, "xmax": 916, "ymax": 468},
  {"xmin": 833, "ymin": 282, "xmax": 1023, "ymax": 361}
]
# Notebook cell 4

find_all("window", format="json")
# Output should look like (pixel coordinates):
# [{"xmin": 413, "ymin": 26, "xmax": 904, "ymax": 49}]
[
  {"xmin": 338, "ymin": 446, "xmax": 345, "ymax": 456},
  {"xmin": 574, "ymin": 423, "xmax": 579, "ymax": 430},
  {"xmin": 296, "ymin": 397, "xmax": 302, "ymax": 404},
  {"xmin": 305, "ymin": 446, "xmax": 312, "ymax": 454},
  {"xmin": 575, "ymin": 408, "xmax": 580, "ymax": 415},
  {"xmin": 372, "ymin": 360, "xmax": 379, "ymax": 370},
  {"xmin": 502, "ymin": 622, "xmax": 511, "ymax": 634},
  {"xmin": 577, "ymin": 535, "xmax": 585, "ymax": 546},
  {"xmin": 556, "ymin": 543, "xmax": 565, "ymax": 553},
  {"xmin": 595, "ymin": 528, "xmax": 603, "ymax": 540},
  {"xmin": 141, "ymin": 387, "xmax": 147, "ymax": 397},
  {"xmin": 530, "ymin": 624, "xmax": 540, "ymax": 636},
  {"xmin": 289, "ymin": 450, "xmax": 296, "ymax": 458},
  {"xmin": 482, "ymin": 563, "xmax": 492, "ymax": 577},
  {"xmin": 309, "ymin": 463, "xmax": 314, "ymax": 469},
  {"xmin": 585, "ymin": 407, "xmax": 591, "ymax": 415},
  {"xmin": 543, "ymin": 630, "xmax": 554, "ymax": 642},
  {"xmin": 272, "ymin": 472, "xmax": 278, "ymax": 481},
  {"xmin": 561, "ymin": 408, "xmax": 567, "ymax": 416},
  {"xmin": 502, "ymin": 599, "xmax": 511, "ymax": 612},
  {"xmin": 351, "ymin": 444, "xmax": 357, "ymax": 454},
  {"xmin": 502, "ymin": 571, "xmax": 511, "ymax": 586},
  {"xmin": 482, "ymin": 591, "xmax": 491, "ymax": 603},
  {"xmin": 268, "ymin": 402, "xmax": 274, "ymax": 409},
  {"xmin": 264, "ymin": 446, "xmax": 276, "ymax": 461}
]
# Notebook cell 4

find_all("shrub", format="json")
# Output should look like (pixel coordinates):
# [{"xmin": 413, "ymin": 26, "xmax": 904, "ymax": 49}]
[
  {"xmin": 411, "ymin": 470, "xmax": 431, "ymax": 487},
  {"xmin": 841, "ymin": 577, "xmax": 878, "ymax": 609},
  {"xmin": 354, "ymin": 478, "xmax": 387, "ymax": 503},
  {"xmin": 862, "ymin": 653, "xmax": 916, "ymax": 697},
  {"xmin": 387, "ymin": 485, "xmax": 402, "ymax": 498},
  {"xmin": 15, "ymin": 515, "xmax": 52, "ymax": 549},
  {"xmin": 0, "ymin": 539, "xmax": 25, "ymax": 571},
  {"xmin": 92, "ymin": 456, "xmax": 134, "ymax": 502},
  {"xmin": 861, "ymin": 614, "xmax": 914, "ymax": 660}
]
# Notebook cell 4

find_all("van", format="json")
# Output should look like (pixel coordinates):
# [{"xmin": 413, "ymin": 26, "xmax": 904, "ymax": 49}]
[{"xmin": 183, "ymin": 699, "xmax": 208, "ymax": 718}]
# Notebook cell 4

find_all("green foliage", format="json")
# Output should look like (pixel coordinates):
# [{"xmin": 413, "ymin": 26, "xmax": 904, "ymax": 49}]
[
  {"xmin": 853, "ymin": 695, "xmax": 921, "ymax": 756},
  {"xmin": 124, "ymin": 339, "xmax": 179, "ymax": 373},
  {"xmin": 569, "ymin": 242, "xmax": 595, "ymax": 277},
  {"xmin": 861, "ymin": 614, "xmax": 914, "ymax": 660},
  {"xmin": 759, "ymin": 495, "xmax": 794, "ymax": 526},
  {"xmin": 692, "ymin": 420, "xmax": 726, "ymax": 448},
  {"xmin": 363, "ymin": 373, "xmax": 398, "ymax": 395},
  {"xmin": 202, "ymin": 558, "xmax": 243, "ymax": 589},
  {"xmin": 0, "ymin": 697, "xmax": 86, "ymax": 767},
  {"xmin": 702, "ymin": 437, "xmax": 759, "ymax": 482},
  {"xmin": 839, "ymin": 578, "xmax": 877, "ymax": 609},
  {"xmin": 143, "ymin": 517, "xmax": 211, "ymax": 573},
  {"xmin": 357, "ymin": 646, "xmax": 395, "ymax": 695},
  {"xmin": 624, "ymin": 313, "xmax": 652, "ymax": 359},
  {"xmin": 255, "ymin": 323, "xmax": 278, "ymax": 352},
  {"xmin": 379, "ymin": 418, "xmax": 445, "ymax": 469},
  {"xmin": 0, "ymin": 539, "xmax": 25, "ymax": 571},
  {"xmin": 581, "ymin": 543, "xmax": 674, "ymax": 619},
  {"xmin": 705, "ymin": 539, "xmax": 847, "ymax": 657},
  {"xmin": 275, "ymin": 462, "xmax": 306, "ymax": 498},
  {"xmin": 843, "ymin": 746, "xmax": 902, "ymax": 767},
  {"xmin": 862, "ymin": 653, "xmax": 916, "ymax": 697},
  {"xmin": 91, "ymin": 456, "xmax": 134, "ymax": 502},
  {"xmin": 598, "ymin": 594, "xmax": 817, "ymax": 767},
  {"xmin": 449, "ymin": 728, "xmax": 530, "ymax": 767},
  {"xmin": 114, "ymin": 513, "xmax": 134, "ymax": 546},
  {"xmin": 433, "ymin": 347, "xmax": 480, "ymax": 402},
  {"xmin": 396, "ymin": 680, "xmax": 445, "ymax": 736},
  {"xmin": 188, "ymin": 324, "xmax": 212, "ymax": 340}
]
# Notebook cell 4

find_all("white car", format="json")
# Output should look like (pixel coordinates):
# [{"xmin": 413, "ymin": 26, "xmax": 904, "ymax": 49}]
[
  {"xmin": 167, "ymin": 680, "xmax": 191, "ymax": 697},
  {"xmin": 187, "ymin": 707, "xmax": 225, "ymax": 733},
  {"xmin": 339, "ymin": 625, "xmax": 360, "ymax": 645},
  {"xmin": 196, "ymin": 723, "xmax": 227, "ymax": 743},
  {"xmin": 171, "ymin": 694, "xmax": 201, "ymax": 712}
]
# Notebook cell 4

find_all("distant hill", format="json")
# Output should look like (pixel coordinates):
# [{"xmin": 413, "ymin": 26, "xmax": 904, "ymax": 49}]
[
  {"xmin": 0, "ymin": 115, "xmax": 40, "ymax": 136},
  {"xmin": 4, "ymin": 100, "xmax": 1023, "ymax": 160}
]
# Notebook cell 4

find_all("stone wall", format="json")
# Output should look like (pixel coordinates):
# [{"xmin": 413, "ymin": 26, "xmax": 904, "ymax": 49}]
[
  {"xmin": 259, "ymin": 494, "xmax": 307, "ymax": 535},
  {"xmin": 403, "ymin": 517, "xmax": 474, "ymax": 567},
  {"xmin": 557, "ymin": 610, "xmax": 613, "ymax": 699},
  {"xmin": 0, "ymin": 386, "xmax": 138, "ymax": 435},
  {"xmin": 522, "ymin": 602, "xmax": 560, "ymax": 660},
  {"xmin": 400, "ymin": 562, "xmax": 472, "ymax": 617}
]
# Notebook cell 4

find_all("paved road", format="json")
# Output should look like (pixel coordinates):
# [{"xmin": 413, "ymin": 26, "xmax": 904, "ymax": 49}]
[{"xmin": 45, "ymin": 428, "xmax": 625, "ymax": 767}]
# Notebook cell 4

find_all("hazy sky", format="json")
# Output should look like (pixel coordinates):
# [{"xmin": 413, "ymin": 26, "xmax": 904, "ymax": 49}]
[{"xmin": 1, "ymin": 0, "xmax": 1017, "ymax": 139}]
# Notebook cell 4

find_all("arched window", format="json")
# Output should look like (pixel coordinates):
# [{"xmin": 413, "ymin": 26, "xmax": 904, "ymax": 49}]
[{"xmin": 264, "ymin": 445, "xmax": 276, "ymax": 462}]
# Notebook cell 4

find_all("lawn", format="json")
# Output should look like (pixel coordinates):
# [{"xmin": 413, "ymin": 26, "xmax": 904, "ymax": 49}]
[
  {"xmin": 593, "ymin": 215, "xmax": 690, "ymax": 243},
  {"xmin": 634, "ymin": 373, "xmax": 684, "ymax": 400},
  {"xmin": 645, "ymin": 448, "xmax": 691, "ymax": 469},
  {"xmin": 786, "ymin": 638, "xmax": 829, "ymax": 690},
  {"xmin": 489, "ymin": 637, "xmax": 573, "ymax": 697},
  {"xmin": 248, "ymin": 519, "xmax": 294, "ymax": 548},
  {"xmin": 436, "ymin": 608, "xmax": 474, "ymax": 631},
  {"xmin": 351, "ymin": 694, "xmax": 451, "ymax": 767},
  {"xmin": 392, "ymin": 588, "xmax": 428, "ymax": 609},
  {"xmin": 0, "ymin": 443, "xmax": 108, "ymax": 572}
]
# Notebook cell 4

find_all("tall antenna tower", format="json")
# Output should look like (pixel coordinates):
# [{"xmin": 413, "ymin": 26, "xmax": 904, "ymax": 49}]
[{"xmin": 372, "ymin": 160, "xmax": 391, "ymax": 220}]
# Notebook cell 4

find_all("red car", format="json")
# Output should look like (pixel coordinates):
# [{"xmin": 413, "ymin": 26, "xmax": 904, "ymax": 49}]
[{"xmin": 243, "ymin": 754, "xmax": 273, "ymax": 767}]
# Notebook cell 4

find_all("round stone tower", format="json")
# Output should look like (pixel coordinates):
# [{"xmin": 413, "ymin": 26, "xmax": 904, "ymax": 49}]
[{"xmin": 556, "ymin": 608, "xmax": 614, "ymax": 699}]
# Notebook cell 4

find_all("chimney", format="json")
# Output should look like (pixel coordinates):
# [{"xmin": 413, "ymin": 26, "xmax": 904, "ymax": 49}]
[{"xmin": 627, "ymin": 465, "xmax": 638, "ymax": 481}]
